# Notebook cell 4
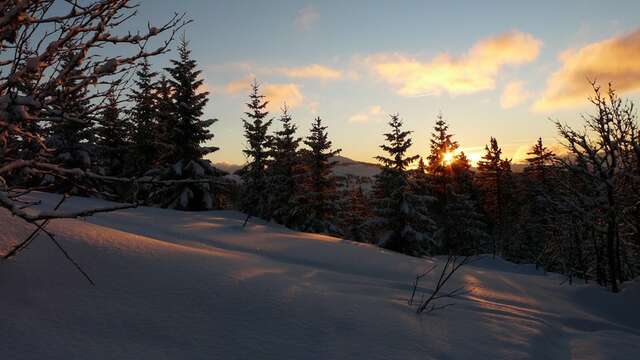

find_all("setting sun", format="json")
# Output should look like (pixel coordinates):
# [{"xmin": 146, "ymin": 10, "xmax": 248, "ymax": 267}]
[{"xmin": 442, "ymin": 152, "xmax": 455, "ymax": 164}]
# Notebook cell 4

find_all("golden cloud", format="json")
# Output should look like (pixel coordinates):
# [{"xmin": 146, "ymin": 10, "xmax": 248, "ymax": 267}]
[
  {"xmin": 263, "ymin": 83, "xmax": 304, "ymax": 111},
  {"xmin": 500, "ymin": 81, "xmax": 532, "ymax": 109},
  {"xmin": 368, "ymin": 30, "xmax": 542, "ymax": 96},
  {"xmin": 224, "ymin": 76, "xmax": 253, "ymax": 94},
  {"xmin": 534, "ymin": 29, "xmax": 640, "ymax": 111},
  {"xmin": 277, "ymin": 64, "xmax": 342, "ymax": 80}
]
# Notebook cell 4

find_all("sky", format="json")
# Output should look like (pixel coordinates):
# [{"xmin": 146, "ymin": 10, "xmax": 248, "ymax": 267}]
[{"xmin": 130, "ymin": 0, "xmax": 640, "ymax": 165}]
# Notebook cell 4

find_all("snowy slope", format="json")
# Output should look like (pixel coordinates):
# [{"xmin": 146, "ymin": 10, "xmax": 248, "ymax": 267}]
[{"xmin": 1, "ymin": 193, "xmax": 639, "ymax": 360}]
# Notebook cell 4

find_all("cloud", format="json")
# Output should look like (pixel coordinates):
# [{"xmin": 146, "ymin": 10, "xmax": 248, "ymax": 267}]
[
  {"xmin": 295, "ymin": 5, "xmax": 319, "ymax": 31},
  {"xmin": 500, "ymin": 81, "xmax": 533, "ymax": 108},
  {"xmin": 276, "ymin": 64, "xmax": 342, "ymax": 80},
  {"xmin": 348, "ymin": 105, "xmax": 385, "ymax": 123},
  {"xmin": 367, "ymin": 30, "xmax": 542, "ymax": 96},
  {"xmin": 534, "ymin": 29, "xmax": 640, "ymax": 111},
  {"xmin": 263, "ymin": 83, "xmax": 304, "ymax": 111},
  {"xmin": 224, "ymin": 76, "xmax": 253, "ymax": 95}
]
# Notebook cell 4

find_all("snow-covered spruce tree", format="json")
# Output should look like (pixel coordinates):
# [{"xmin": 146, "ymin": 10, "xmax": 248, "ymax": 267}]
[
  {"xmin": 426, "ymin": 113, "xmax": 459, "ymax": 199},
  {"xmin": 476, "ymin": 137, "xmax": 514, "ymax": 257},
  {"xmin": 47, "ymin": 50, "xmax": 95, "ymax": 171},
  {"xmin": 96, "ymin": 94, "xmax": 130, "ymax": 176},
  {"xmin": 451, "ymin": 151, "xmax": 474, "ymax": 194},
  {"xmin": 239, "ymin": 80, "xmax": 273, "ymax": 220},
  {"xmin": 373, "ymin": 114, "xmax": 436, "ymax": 256},
  {"xmin": 337, "ymin": 179, "xmax": 372, "ymax": 242},
  {"xmin": 163, "ymin": 35, "xmax": 217, "ymax": 162},
  {"xmin": 297, "ymin": 116, "xmax": 342, "ymax": 233},
  {"xmin": 266, "ymin": 104, "xmax": 303, "ymax": 226},
  {"xmin": 516, "ymin": 138, "xmax": 559, "ymax": 265},
  {"xmin": 437, "ymin": 151, "xmax": 489, "ymax": 255},
  {"xmin": 443, "ymin": 191, "xmax": 489, "ymax": 255},
  {"xmin": 143, "ymin": 35, "xmax": 223, "ymax": 210},
  {"xmin": 128, "ymin": 58, "xmax": 159, "ymax": 173},
  {"xmin": 153, "ymin": 75, "xmax": 176, "ymax": 158}
]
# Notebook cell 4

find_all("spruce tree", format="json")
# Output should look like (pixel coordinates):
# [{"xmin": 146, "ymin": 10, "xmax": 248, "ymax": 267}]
[
  {"xmin": 97, "ymin": 94, "xmax": 129, "ymax": 149},
  {"xmin": 443, "ymin": 191, "xmax": 489, "ymax": 255},
  {"xmin": 338, "ymin": 181, "xmax": 371, "ymax": 242},
  {"xmin": 241, "ymin": 80, "xmax": 273, "ymax": 219},
  {"xmin": 476, "ymin": 137, "xmax": 513, "ymax": 257},
  {"xmin": 96, "ymin": 94, "xmax": 129, "ymax": 176},
  {"xmin": 266, "ymin": 105, "xmax": 303, "ymax": 226},
  {"xmin": 519, "ymin": 138, "xmax": 558, "ymax": 265},
  {"xmin": 154, "ymin": 75, "xmax": 175, "ymax": 159},
  {"xmin": 426, "ymin": 113, "xmax": 459, "ymax": 197},
  {"xmin": 164, "ymin": 35, "xmax": 217, "ymax": 163},
  {"xmin": 373, "ymin": 114, "xmax": 436, "ymax": 255},
  {"xmin": 144, "ymin": 38, "xmax": 223, "ymax": 210},
  {"xmin": 298, "ymin": 116, "xmax": 342, "ymax": 233},
  {"xmin": 48, "ymin": 51, "xmax": 94, "ymax": 152},
  {"xmin": 129, "ymin": 58, "xmax": 159, "ymax": 171},
  {"xmin": 451, "ymin": 151, "xmax": 474, "ymax": 194}
]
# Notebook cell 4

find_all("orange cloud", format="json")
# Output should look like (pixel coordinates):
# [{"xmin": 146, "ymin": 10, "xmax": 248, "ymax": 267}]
[
  {"xmin": 368, "ymin": 30, "xmax": 542, "ymax": 96},
  {"xmin": 224, "ymin": 76, "xmax": 253, "ymax": 95},
  {"xmin": 263, "ymin": 83, "xmax": 304, "ymax": 111},
  {"xmin": 500, "ymin": 81, "xmax": 533, "ymax": 109},
  {"xmin": 276, "ymin": 64, "xmax": 342, "ymax": 80},
  {"xmin": 534, "ymin": 29, "xmax": 640, "ymax": 111}
]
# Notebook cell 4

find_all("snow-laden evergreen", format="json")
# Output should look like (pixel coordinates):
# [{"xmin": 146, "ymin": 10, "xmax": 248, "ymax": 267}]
[
  {"xmin": 240, "ymin": 80, "xmax": 273, "ymax": 219},
  {"xmin": 373, "ymin": 114, "xmax": 437, "ymax": 255},
  {"xmin": 297, "ymin": 117, "xmax": 342, "ymax": 234}
]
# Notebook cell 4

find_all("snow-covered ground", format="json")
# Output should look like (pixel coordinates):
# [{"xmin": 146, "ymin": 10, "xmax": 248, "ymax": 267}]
[{"xmin": 1, "ymin": 193, "xmax": 639, "ymax": 360}]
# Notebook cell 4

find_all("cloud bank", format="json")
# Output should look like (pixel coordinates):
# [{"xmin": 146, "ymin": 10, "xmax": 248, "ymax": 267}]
[
  {"xmin": 368, "ymin": 30, "xmax": 542, "ymax": 96},
  {"xmin": 534, "ymin": 29, "xmax": 640, "ymax": 110}
]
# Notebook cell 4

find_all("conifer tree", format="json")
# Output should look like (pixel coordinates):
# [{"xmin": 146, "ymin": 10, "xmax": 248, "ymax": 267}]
[
  {"xmin": 48, "ymin": 51, "xmax": 94, "ymax": 152},
  {"xmin": 518, "ymin": 138, "xmax": 558, "ymax": 264},
  {"xmin": 144, "ymin": 38, "xmax": 223, "ymax": 211},
  {"xmin": 476, "ymin": 137, "xmax": 513, "ymax": 257},
  {"xmin": 426, "ymin": 113, "xmax": 459, "ymax": 197},
  {"xmin": 97, "ymin": 95, "xmax": 129, "ymax": 149},
  {"xmin": 129, "ymin": 58, "xmax": 159, "ymax": 171},
  {"xmin": 298, "ymin": 116, "xmax": 342, "ymax": 233},
  {"xmin": 96, "ymin": 94, "xmax": 129, "ymax": 176},
  {"xmin": 373, "ymin": 114, "xmax": 436, "ymax": 255},
  {"xmin": 451, "ymin": 151, "xmax": 474, "ymax": 194},
  {"xmin": 266, "ymin": 105, "xmax": 302, "ymax": 226},
  {"xmin": 241, "ymin": 80, "xmax": 273, "ymax": 219},
  {"xmin": 338, "ymin": 181, "xmax": 371, "ymax": 242},
  {"xmin": 443, "ymin": 192, "xmax": 489, "ymax": 255},
  {"xmin": 164, "ymin": 35, "xmax": 217, "ymax": 163},
  {"xmin": 154, "ymin": 75, "xmax": 175, "ymax": 159}
]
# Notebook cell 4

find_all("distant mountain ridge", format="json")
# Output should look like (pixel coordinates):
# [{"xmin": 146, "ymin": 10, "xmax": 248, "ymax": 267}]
[
  {"xmin": 214, "ymin": 155, "xmax": 527, "ymax": 177},
  {"xmin": 214, "ymin": 155, "xmax": 382, "ymax": 178}
]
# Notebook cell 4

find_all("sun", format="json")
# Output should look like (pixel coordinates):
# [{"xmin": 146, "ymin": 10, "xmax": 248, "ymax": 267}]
[{"xmin": 442, "ymin": 152, "xmax": 455, "ymax": 165}]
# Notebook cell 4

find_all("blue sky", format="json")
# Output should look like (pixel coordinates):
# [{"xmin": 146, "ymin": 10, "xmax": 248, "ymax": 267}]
[{"xmin": 131, "ymin": 0, "xmax": 640, "ymax": 165}]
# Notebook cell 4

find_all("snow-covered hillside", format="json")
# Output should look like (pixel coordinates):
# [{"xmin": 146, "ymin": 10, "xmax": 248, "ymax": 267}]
[{"xmin": 1, "ymin": 193, "xmax": 639, "ymax": 360}]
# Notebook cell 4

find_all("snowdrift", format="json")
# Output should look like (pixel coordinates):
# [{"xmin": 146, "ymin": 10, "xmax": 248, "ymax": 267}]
[{"xmin": 1, "ymin": 193, "xmax": 639, "ymax": 359}]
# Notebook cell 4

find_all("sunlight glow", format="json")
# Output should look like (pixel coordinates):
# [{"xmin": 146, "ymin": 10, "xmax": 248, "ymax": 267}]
[{"xmin": 442, "ymin": 152, "xmax": 455, "ymax": 165}]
